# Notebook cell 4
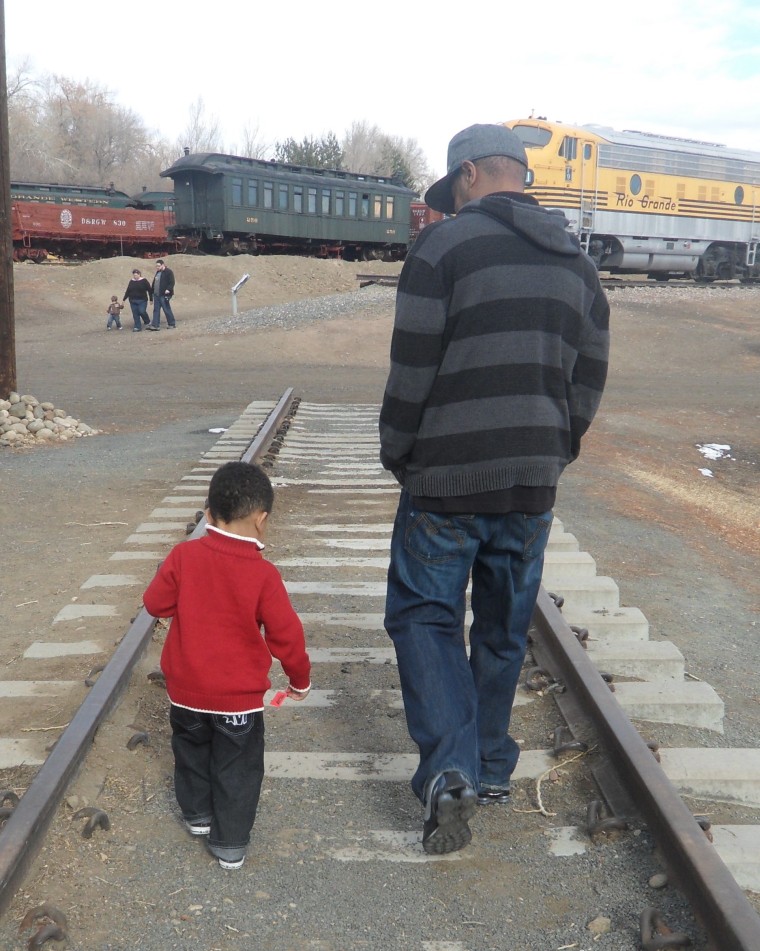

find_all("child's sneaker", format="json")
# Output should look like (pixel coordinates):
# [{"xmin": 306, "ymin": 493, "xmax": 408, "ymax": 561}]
[
  {"xmin": 184, "ymin": 819, "xmax": 211, "ymax": 836},
  {"xmin": 218, "ymin": 856, "xmax": 245, "ymax": 870}
]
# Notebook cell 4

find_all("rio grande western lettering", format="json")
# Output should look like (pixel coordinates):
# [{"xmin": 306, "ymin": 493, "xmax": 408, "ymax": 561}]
[{"xmin": 616, "ymin": 193, "xmax": 677, "ymax": 211}]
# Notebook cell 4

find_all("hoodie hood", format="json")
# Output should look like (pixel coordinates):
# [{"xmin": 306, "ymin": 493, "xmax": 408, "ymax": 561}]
[{"xmin": 460, "ymin": 193, "xmax": 581, "ymax": 257}]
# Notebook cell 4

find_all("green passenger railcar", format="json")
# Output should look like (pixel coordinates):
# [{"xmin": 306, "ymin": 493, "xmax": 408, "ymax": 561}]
[{"xmin": 161, "ymin": 151, "xmax": 416, "ymax": 260}]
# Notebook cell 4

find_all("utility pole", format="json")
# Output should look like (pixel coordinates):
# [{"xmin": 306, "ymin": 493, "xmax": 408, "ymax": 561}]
[{"xmin": 0, "ymin": 0, "xmax": 17, "ymax": 399}]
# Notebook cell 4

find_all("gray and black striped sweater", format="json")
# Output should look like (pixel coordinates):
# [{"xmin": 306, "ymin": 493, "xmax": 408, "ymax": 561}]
[{"xmin": 379, "ymin": 192, "xmax": 609, "ymax": 498}]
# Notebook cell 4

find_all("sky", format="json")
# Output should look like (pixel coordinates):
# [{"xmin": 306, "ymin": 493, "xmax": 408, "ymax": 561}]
[{"xmin": 5, "ymin": 0, "xmax": 760, "ymax": 180}]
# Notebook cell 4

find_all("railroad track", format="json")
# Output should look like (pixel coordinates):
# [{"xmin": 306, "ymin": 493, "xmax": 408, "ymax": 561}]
[
  {"xmin": 354, "ymin": 273, "xmax": 760, "ymax": 292},
  {"xmin": 1, "ymin": 392, "xmax": 759, "ymax": 948},
  {"xmin": 356, "ymin": 273, "xmax": 401, "ymax": 288},
  {"xmin": 600, "ymin": 278, "xmax": 760, "ymax": 291}
]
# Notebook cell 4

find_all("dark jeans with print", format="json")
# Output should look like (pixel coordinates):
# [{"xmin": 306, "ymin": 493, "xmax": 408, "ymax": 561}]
[
  {"xmin": 384, "ymin": 490, "xmax": 552, "ymax": 804},
  {"xmin": 170, "ymin": 704, "xmax": 265, "ymax": 863}
]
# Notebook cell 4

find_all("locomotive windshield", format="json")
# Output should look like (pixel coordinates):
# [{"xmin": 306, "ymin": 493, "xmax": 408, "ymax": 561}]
[{"xmin": 511, "ymin": 125, "xmax": 552, "ymax": 148}]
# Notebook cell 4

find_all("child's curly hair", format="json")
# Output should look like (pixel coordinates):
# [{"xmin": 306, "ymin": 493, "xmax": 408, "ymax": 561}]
[{"xmin": 207, "ymin": 462, "xmax": 274, "ymax": 523}]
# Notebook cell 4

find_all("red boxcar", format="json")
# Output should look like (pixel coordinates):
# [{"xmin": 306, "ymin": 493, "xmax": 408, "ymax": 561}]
[
  {"xmin": 9, "ymin": 183, "xmax": 178, "ymax": 261},
  {"xmin": 12, "ymin": 201, "xmax": 177, "ymax": 261},
  {"xmin": 409, "ymin": 202, "xmax": 444, "ymax": 243}
]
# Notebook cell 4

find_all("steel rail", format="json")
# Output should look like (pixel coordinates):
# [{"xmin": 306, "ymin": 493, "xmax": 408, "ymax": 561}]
[
  {"xmin": 0, "ymin": 388, "xmax": 297, "ymax": 916},
  {"xmin": 531, "ymin": 586, "xmax": 760, "ymax": 949},
  {"xmin": 601, "ymin": 277, "xmax": 757, "ymax": 290},
  {"xmin": 355, "ymin": 273, "xmax": 400, "ymax": 287},
  {"xmin": 355, "ymin": 273, "xmax": 758, "ymax": 291}
]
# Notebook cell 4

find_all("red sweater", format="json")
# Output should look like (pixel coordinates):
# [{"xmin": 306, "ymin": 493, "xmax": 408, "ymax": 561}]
[{"xmin": 143, "ymin": 527, "xmax": 310, "ymax": 713}]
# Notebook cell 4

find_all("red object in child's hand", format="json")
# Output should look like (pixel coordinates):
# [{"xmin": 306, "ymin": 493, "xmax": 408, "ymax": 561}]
[{"xmin": 270, "ymin": 691, "xmax": 287, "ymax": 707}]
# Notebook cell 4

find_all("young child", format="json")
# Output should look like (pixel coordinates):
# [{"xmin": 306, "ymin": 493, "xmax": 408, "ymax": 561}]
[
  {"xmin": 106, "ymin": 296, "xmax": 124, "ymax": 330},
  {"xmin": 143, "ymin": 461, "xmax": 311, "ymax": 870}
]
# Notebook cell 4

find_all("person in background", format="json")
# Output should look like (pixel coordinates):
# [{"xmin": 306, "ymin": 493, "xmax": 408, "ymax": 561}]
[
  {"xmin": 149, "ymin": 258, "xmax": 177, "ymax": 330},
  {"xmin": 379, "ymin": 123, "xmax": 610, "ymax": 856},
  {"xmin": 106, "ymin": 295, "xmax": 123, "ymax": 330},
  {"xmin": 123, "ymin": 268, "xmax": 153, "ymax": 331},
  {"xmin": 143, "ymin": 461, "xmax": 311, "ymax": 870}
]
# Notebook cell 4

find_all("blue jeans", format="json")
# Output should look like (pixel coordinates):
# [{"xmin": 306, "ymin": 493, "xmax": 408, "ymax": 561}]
[
  {"xmin": 152, "ymin": 294, "xmax": 176, "ymax": 327},
  {"xmin": 128, "ymin": 299, "xmax": 150, "ymax": 329},
  {"xmin": 169, "ymin": 705, "xmax": 265, "ymax": 862},
  {"xmin": 384, "ymin": 490, "xmax": 552, "ymax": 802}
]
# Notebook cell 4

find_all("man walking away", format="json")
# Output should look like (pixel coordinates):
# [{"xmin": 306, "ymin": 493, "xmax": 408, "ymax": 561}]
[
  {"xmin": 149, "ymin": 259, "xmax": 177, "ymax": 330},
  {"xmin": 379, "ymin": 123, "xmax": 610, "ymax": 855}
]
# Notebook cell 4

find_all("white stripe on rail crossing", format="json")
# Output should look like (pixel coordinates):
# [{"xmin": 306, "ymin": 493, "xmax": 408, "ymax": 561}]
[
  {"xmin": 329, "ymin": 830, "xmax": 463, "ymax": 864},
  {"xmin": 296, "ymin": 524, "xmax": 393, "ymax": 533},
  {"xmin": 286, "ymin": 581, "xmax": 386, "ymax": 596},
  {"xmin": 264, "ymin": 750, "xmax": 554, "ymax": 781},
  {"xmin": 272, "ymin": 479, "xmax": 393, "ymax": 487},
  {"xmin": 0, "ymin": 681, "xmax": 80, "ymax": 697},
  {"xmin": 53, "ymin": 604, "xmax": 119, "ymax": 623},
  {"xmin": 80, "ymin": 574, "xmax": 140, "ymax": 589},
  {"xmin": 24, "ymin": 641, "xmax": 105, "ymax": 658}
]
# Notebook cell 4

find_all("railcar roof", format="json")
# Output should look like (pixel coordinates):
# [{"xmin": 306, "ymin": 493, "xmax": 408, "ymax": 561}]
[
  {"xmin": 160, "ymin": 152, "xmax": 416, "ymax": 193},
  {"xmin": 583, "ymin": 124, "xmax": 760, "ymax": 163},
  {"xmin": 510, "ymin": 117, "xmax": 760, "ymax": 164},
  {"xmin": 132, "ymin": 190, "xmax": 173, "ymax": 201},
  {"xmin": 11, "ymin": 181, "xmax": 132, "ymax": 198}
]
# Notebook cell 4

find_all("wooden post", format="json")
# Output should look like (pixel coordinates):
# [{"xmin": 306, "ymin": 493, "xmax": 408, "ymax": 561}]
[{"xmin": 0, "ymin": 0, "xmax": 17, "ymax": 399}]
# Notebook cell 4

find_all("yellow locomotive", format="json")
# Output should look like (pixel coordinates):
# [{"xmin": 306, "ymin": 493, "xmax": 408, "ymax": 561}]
[{"xmin": 505, "ymin": 117, "xmax": 760, "ymax": 280}]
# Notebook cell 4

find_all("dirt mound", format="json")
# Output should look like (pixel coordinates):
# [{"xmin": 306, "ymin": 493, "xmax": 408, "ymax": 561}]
[{"xmin": 13, "ymin": 254, "xmax": 401, "ymax": 322}]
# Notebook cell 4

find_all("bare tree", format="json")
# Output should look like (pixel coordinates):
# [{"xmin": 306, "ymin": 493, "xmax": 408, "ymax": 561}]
[
  {"xmin": 176, "ymin": 97, "xmax": 223, "ymax": 154},
  {"xmin": 342, "ymin": 120, "xmax": 385, "ymax": 173},
  {"xmin": 231, "ymin": 122, "xmax": 270, "ymax": 159},
  {"xmin": 342, "ymin": 122, "xmax": 431, "ymax": 193},
  {"xmin": 383, "ymin": 134, "xmax": 434, "ymax": 194},
  {"xmin": 4, "ymin": 62, "xmax": 437, "ymax": 199},
  {"xmin": 6, "ymin": 57, "xmax": 38, "ymax": 101},
  {"xmin": 7, "ymin": 59, "xmax": 48, "ymax": 180}
]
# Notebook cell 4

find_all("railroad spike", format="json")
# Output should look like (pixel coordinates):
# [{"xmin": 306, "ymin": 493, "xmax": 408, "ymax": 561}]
[
  {"xmin": 639, "ymin": 907, "xmax": 692, "ymax": 949},
  {"xmin": 84, "ymin": 664, "xmax": 105, "ymax": 687},
  {"xmin": 72, "ymin": 806, "xmax": 110, "ymax": 838},
  {"xmin": 127, "ymin": 731, "xmax": 150, "ymax": 751},
  {"xmin": 19, "ymin": 903, "xmax": 68, "ymax": 933},
  {"xmin": 27, "ymin": 923, "xmax": 67, "ymax": 949}
]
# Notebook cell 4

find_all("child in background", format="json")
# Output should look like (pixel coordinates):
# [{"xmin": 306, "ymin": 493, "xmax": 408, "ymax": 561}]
[
  {"xmin": 143, "ymin": 461, "xmax": 311, "ymax": 870},
  {"xmin": 106, "ymin": 296, "xmax": 123, "ymax": 330}
]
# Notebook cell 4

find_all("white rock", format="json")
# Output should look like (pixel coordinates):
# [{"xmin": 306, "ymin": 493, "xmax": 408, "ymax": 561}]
[{"xmin": 587, "ymin": 915, "xmax": 612, "ymax": 935}]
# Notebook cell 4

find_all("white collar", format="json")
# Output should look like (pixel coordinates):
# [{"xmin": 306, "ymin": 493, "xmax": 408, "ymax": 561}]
[{"xmin": 206, "ymin": 524, "xmax": 265, "ymax": 550}]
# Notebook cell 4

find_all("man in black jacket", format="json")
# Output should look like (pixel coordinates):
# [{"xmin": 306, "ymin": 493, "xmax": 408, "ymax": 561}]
[
  {"xmin": 379, "ymin": 123, "xmax": 609, "ymax": 855},
  {"xmin": 149, "ymin": 259, "xmax": 177, "ymax": 330}
]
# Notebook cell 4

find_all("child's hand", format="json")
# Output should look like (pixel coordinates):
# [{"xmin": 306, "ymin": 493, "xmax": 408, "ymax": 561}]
[{"xmin": 285, "ymin": 684, "xmax": 310, "ymax": 701}]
